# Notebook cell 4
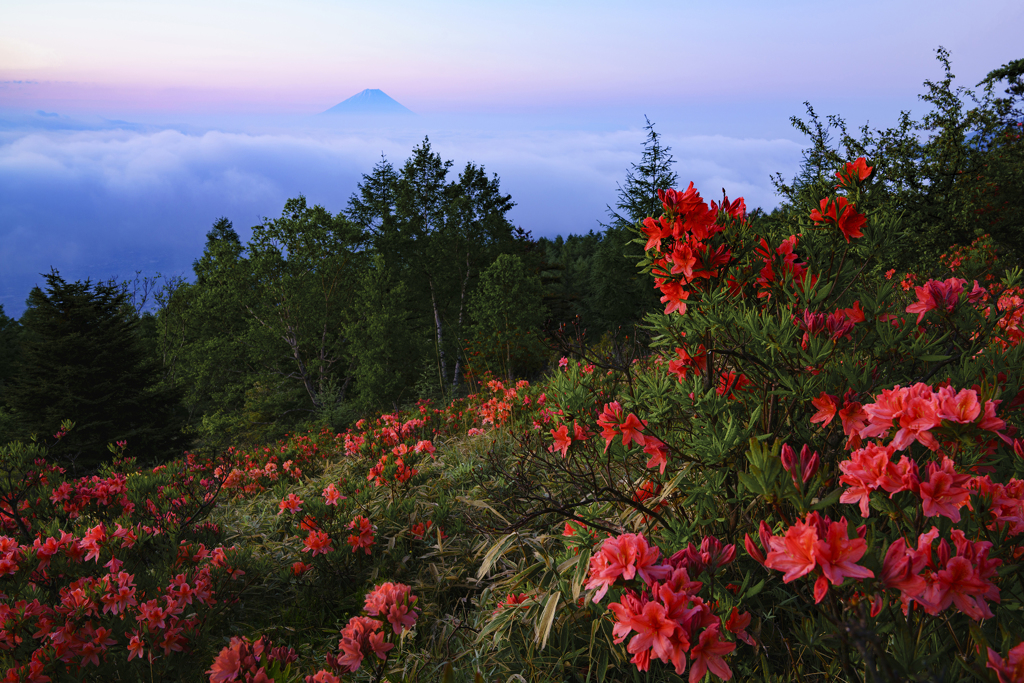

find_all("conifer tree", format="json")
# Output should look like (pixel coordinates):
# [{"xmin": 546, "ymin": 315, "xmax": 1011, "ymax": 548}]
[
  {"xmin": 468, "ymin": 254, "xmax": 547, "ymax": 381},
  {"xmin": 592, "ymin": 118, "xmax": 677, "ymax": 332},
  {"xmin": 7, "ymin": 270, "xmax": 184, "ymax": 472}
]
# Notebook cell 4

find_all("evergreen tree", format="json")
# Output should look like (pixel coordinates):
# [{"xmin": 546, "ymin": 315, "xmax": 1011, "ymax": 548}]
[
  {"xmin": 0, "ymin": 305, "xmax": 19, "ymax": 397},
  {"xmin": 603, "ymin": 117, "xmax": 679, "ymax": 232},
  {"xmin": 467, "ymin": 254, "xmax": 547, "ymax": 381},
  {"xmin": 346, "ymin": 255, "xmax": 419, "ymax": 414},
  {"xmin": 157, "ymin": 217, "xmax": 253, "ymax": 440},
  {"xmin": 0, "ymin": 305, "xmax": 21, "ymax": 442},
  {"xmin": 7, "ymin": 270, "xmax": 184, "ymax": 472},
  {"xmin": 592, "ymin": 118, "xmax": 676, "ymax": 333},
  {"xmin": 773, "ymin": 48, "xmax": 1024, "ymax": 273},
  {"xmin": 346, "ymin": 138, "xmax": 526, "ymax": 392}
]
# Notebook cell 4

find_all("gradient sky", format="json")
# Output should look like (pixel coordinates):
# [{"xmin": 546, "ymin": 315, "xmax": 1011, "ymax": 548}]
[
  {"xmin": 1, "ymin": 0, "xmax": 1021, "ymax": 316},
  {"xmin": 3, "ymin": 0, "xmax": 1021, "ymax": 114}
]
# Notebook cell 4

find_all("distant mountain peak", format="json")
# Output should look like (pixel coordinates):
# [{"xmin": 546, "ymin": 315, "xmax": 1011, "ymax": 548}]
[{"xmin": 322, "ymin": 89, "xmax": 414, "ymax": 116}]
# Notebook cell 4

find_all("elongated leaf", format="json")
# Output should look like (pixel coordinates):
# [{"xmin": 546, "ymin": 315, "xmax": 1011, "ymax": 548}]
[
  {"xmin": 457, "ymin": 496, "xmax": 509, "ymax": 524},
  {"xmin": 811, "ymin": 489, "xmax": 842, "ymax": 510},
  {"xmin": 572, "ymin": 546, "xmax": 592, "ymax": 602},
  {"xmin": 477, "ymin": 533, "xmax": 517, "ymax": 580},
  {"xmin": 534, "ymin": 592, "xmax": 561, "ymax": 649}
]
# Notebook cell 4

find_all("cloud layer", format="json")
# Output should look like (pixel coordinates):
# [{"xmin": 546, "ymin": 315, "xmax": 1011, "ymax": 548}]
[{"xmin": 0, "ymin": 115, "xmax": 803, "ymax": 316}]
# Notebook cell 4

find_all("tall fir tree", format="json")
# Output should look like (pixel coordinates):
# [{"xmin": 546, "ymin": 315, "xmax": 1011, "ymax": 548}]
[
  {"xmin": 593, "ymin": 117, "xmax": 677, "ymax": 332},
  {"xmin": 7, "ymin": 270, "xmax": 184, "ymax": 472}
]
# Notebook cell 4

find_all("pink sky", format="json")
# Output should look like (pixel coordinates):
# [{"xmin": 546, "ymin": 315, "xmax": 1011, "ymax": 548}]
[{"xmin": 2, "ymin": 0, "xmax": 1021, "ymax": 115}]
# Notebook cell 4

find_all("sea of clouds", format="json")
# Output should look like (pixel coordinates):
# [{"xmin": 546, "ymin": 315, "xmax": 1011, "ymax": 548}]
[{"xmin": 0, "ymin": 111, "xmax": 804, "ymax": 316}]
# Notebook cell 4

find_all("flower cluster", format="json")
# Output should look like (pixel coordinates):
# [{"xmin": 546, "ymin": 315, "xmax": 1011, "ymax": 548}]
[
  {"xmin": 641, "ymin": 184, "xmax": 742, "ymax": 316},
  {"xmin": 326, "ymin": 583, "xmax": 419, "ymax": 675},
  {"xmin": 207, "ymin": 635, "xmax": 297, "ymax": 683},
  {"xmin": 880, "ymin": 528, "xmax": 1000, "ymax": 620},
  {"xmin": 748, "ymin": 512, "xmax": 873, "ymax": 603},
  {"xmin": 585, "ymin": 533, "xmax": 742, "ymax": 681}
]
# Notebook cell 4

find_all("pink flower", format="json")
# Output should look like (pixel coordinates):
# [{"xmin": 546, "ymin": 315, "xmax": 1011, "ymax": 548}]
[
  {"xmin": 277, "ymin": 493, "xmax": 303, "ymax": 515},
  {"xmin": 987, "ymin": 642, "xmax": 1024, "ymax": 683},
  {"xmin": 303, "ymin": 530, "xmax": 333, "ymax": 557},
  {"xmin": 127, "ymin": 633, "xmax": 145, "ymax": 662},
  {"xmin": 688, "ymin": 624, "xmax": 735, "ymax": 683},
  {"xmin": 835, "ymin": 157, "xmax": 873, "ymax": 187},
  {"xmin": 919, "ymin": 457, "xmax": 972, "ymax": 522},
  {"xmin": 935, "ymin": 386, "xmax": 981, "ymax": 424},
  {"xmin": 813, "ymin": 518, "xmax": 874, "ymax": 600},
  {"xmin": 597, "ymin": 402, "xmax": 625, "ymax": 452},
  {"xmin": 322, "ymin": 483, "xmax": 344, "ymax": 506},
  {"xmin": 347, "ymin": 516, "xmax": 375, "ymax": 554},
  {"xmin": 809, "ymin": 196, "xmax": 866, "ymax": 242},
  {"xmin": 208, "ymin": 637, "xmax": 244, "ymax": 682},
  {"xmin": 412, "ymin": 439, "xmax": 435, "ymax": 456},
  {"xmin": 764, "ymin": 512, "xmax": 873, "ymax": 602},
  {"xmin": 337, "ymin": 617, "xmax": 391, "ymax": 672},
  {"xmin": 725, "ymin": 607, "xmax": 755, "ymax": 646},
  {"xmin": 880, "ymin": 538, "xmax": 927, "ymax": 597},
  {"xmin": 619, "ymin": 413, "xmax": 648, "ymax": 448},
  {"xmin": 622, "ymin": 601, "xmax": 681, "ymax": 671},
  {"xmin": 838, "ymin": 443, "xmax": 899, "ymax": 517},
  {"xmin": 643, "ymin": 437, "xmax": 670, "ymax": 474},
  {"xmin": 890, "ymin": 392, "xmax": 941, "ymax": 451},
  {"xmin": 764, "ymin": 517, "xmax": 819, "ymax": 583},
  {"xmin": 586, "ymin": 533, "xmax": 671, "ymax": 603},
  {"xmin": 364, "ymin": 582, "xmax": 419, "ymax": 635},
  {"xmin": 549, "ymin": 424, "xmax": 572, "ymax": 457},
  {"xmin": 925, "ymin": 556, "xmax": 992, "ymax": 621},
  {"xmin": 810, "ymin": 392, "xmax": 838, "ymax": 426}
]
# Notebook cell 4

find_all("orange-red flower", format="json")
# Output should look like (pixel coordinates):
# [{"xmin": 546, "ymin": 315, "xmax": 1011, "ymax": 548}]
[
  {"xmin": 809, "ymin": 196, "xmax": 866, "ymax": 242},
  {"xmin": 688, "ymin": 624, "xmax": 735, "ymax": 683},
  {"xmin": 834, "ymin": 157, "xmax": 873, "ymax": 188},
  {"xmin": 346, "ymin": 516, "xmax": 375, "ymax": 555},
  {"xmin": 549, "ymin": 424, "xmax": 572, "ymax": 457}
]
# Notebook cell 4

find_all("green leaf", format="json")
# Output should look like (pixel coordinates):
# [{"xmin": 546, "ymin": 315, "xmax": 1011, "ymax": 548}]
[
  {"xmin": 572, "ymin": 546, "xmax": 592, "ymax": 602},
  {"xmin": 535, "ymin": 592, "xmax": 561, "ymax": 649},
  {"xmin": 477, "ymin": 533, "xmax": 518, "ymax": 580},
  {"xmin": 811, "ymin": 488, "xmax": 842, "ymax": 510}
]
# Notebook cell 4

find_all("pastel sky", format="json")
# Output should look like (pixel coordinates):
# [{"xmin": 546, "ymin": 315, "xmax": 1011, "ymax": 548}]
[
  {"xmin": 1, "ymin": 0, "xmax": 1021, "ymax": 315},
  {"xmin": 4, "ymin": 0, "xmax": 1020, "ymax": 114}
]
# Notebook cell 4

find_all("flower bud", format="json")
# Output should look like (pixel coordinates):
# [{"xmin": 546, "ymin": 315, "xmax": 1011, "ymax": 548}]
[
  {"xmin": 781, "ymin": 443, "xmax": 798, "ymax": 484},
  {"xmin": 800, "ymin": 444, "xmax": 820, "ymax": 483}
]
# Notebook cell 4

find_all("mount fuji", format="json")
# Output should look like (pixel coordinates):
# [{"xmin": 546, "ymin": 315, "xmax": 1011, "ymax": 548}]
[{"xmin": 322, "ymin": 89, "xmax": 414, "ymax": 116}]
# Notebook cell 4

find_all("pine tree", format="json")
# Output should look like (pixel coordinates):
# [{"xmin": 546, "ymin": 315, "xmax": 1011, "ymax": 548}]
[
  {"xmin": 7, "ymin": 270, "xmax": 184, "ymax": 472},
  {"xmin": 590, "ymin": 117, "xmax": 677, "ymax": 333},
  {"xmin": 603, "ymin": 116, "xmax": 680, "ymax": 232}
]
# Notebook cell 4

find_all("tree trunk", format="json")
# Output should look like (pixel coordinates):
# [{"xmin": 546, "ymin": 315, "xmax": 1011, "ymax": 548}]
[
  {"xmin": 428, "ymin": 278, "xmax": 447, "ymax": 387},
  {"xmin": 451, "ymin": 251, "xmax": 471, "ymax": 389}
]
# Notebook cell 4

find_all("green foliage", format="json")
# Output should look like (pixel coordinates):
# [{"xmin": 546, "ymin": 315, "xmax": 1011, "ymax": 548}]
[
  {"xmin": 158, "ymin": 218, "xmax": 254, "ymax": 445},
  {"xmin": 346, "ymin": 255, "xmax": 421, "ymax": 414},
  {"xmin": 347, "ymin": 137, "xmax": 531, "ymax": 393},
  {"xmin": 467, "ymin": 254, "xmax": 547, "ymax": 381},
  {"xmin": 773, "ymin": 47, "xmax": 1024, "ymax": 275},
  {"xmin": 158, "ymin": 203, "xmax": 365, "ymax": 447},
  {"xmin": 0, "ymin": 304, "xmax": 20, "ymax": 396},
  {"xmin": 539, "ymin": 119, "xmax": 671, "ymax": 342},
  {"xmin": 5, "ymin": 270, "xmax": 184, "ymax": 472}
]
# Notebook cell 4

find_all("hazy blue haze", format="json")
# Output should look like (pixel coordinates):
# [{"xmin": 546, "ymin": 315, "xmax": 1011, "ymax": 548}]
[{"xmin": 0, "ymin": 106, "xmax": 808, "ymax": 317}]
